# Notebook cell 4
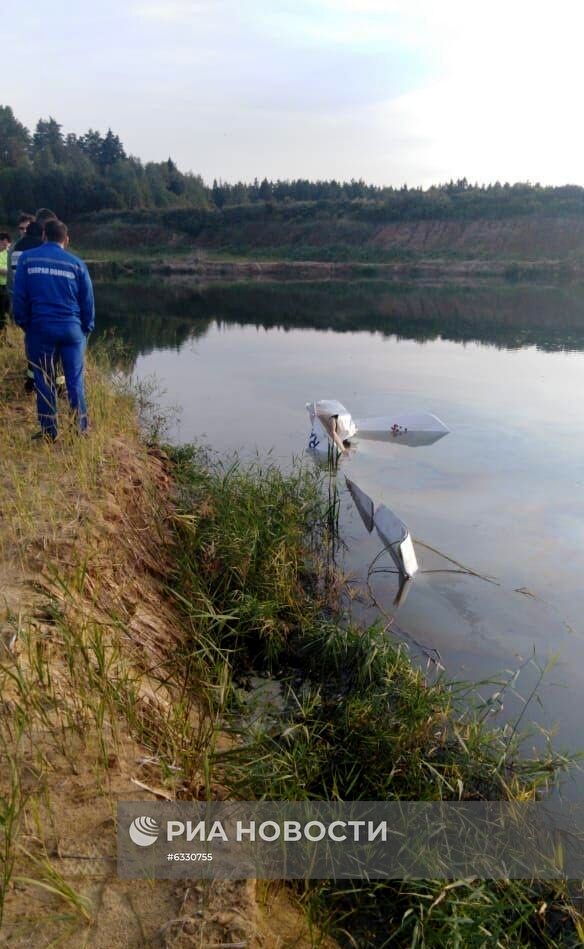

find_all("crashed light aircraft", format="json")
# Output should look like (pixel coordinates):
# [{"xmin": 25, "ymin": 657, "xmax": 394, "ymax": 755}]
[
  {"xmin": 306, "ymin": 400, "xmax": 449, "ymax": 602},
  {"xmin": 306, "ymin": 399, "xmax": 449, "ymax": 455}
]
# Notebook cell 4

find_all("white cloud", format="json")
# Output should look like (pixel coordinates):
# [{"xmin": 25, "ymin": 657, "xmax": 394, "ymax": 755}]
[
  {"xmin": 131, "ymin": 0, "xmax": 219, "ymax": 21},
  {"xmin": 120, "ymin": 0, "xmax": 584, "ymax": 185},
  {"xmin": 374, "ymin": 39, "xmax": 584, "ymax": 187},
  {"xmin": 10, "ymin": 0, "xmax": 584, "ymax": 186}
]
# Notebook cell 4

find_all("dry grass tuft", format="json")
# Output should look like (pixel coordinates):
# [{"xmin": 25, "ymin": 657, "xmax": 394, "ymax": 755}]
[{"xmin": 0, "ymin": 325, "xmax": 319, "ymax": 947}]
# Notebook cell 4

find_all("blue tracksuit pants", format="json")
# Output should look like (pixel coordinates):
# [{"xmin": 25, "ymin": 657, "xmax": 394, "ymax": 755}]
[{"xmin": 26, "ymin": 322, "xmax": 88, "ymax": 439}]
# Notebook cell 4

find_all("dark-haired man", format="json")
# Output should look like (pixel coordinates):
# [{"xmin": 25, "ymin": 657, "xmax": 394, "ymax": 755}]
[
  {"xmin": 16, "ymin": 213, "xmax": 35, "ymax": 238},
  {"xmin": 7, "ymin": 217, "xmax": 43, "ymax": 298},
  {"xmin": 35, "ymin": 208, "xmax": 58, "ymax": 226},
  {"xmin": 13, "ymin": 219, "xmax": 95, "ymax": 441},
  {"xmin": 8, "ymin": 211, "xmax": 57, "ymax": 292}
]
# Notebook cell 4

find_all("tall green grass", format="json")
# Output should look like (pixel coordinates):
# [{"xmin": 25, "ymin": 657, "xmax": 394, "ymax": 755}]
[
  {"xmin": 167, "ymin": 445, "xmax": 583, "ymax": 948},
  {"xmin": 169, "ymin": 445, "xmax": 325, "ymax": 668}
]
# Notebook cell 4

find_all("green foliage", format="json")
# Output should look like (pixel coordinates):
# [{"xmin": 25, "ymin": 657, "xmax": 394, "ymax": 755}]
[
  {"xmin": 0, "ymin": 104, "xmax": 209, "ymax": 221},
  {"xmin": 170, "ymin": 447, "xmax": 324, "ymax": 664},
  {"xmin": 207, "ymin": 175, "xmax": 584, "ymax": 222},
  {"xmin": 165, "ymin": 446, "xmax": 581, "ymax": 948},
  {"xmin": 32, "ymin": 117, "xmax": 67, "ymax": 167},
  {"xmin": 74, "ymin": 191, "xmax": 584, "ymax": 272},
  {"xmin": 0, "ymin": 106, "xmax": 30, "ymax": 168}
]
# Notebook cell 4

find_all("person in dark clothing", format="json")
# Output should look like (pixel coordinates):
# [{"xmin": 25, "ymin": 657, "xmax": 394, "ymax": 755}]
[
  {"xmin": 0, "ymin": 232, "xmax": 10, "ymax": 331},
  {"xmin": 14, "ymin": 213, "xmax": 34, "ymax": 242},
  {"xmin": 35, "ymin": 208, "xmax": 58, "ymax": 226},
  {"xmin": 8, "ymin": 221, "xmax": 46, "ymax": 389},
  {"xmin": 8, "ymin": 211, "xmax": 58, "ymax": 293},
  {"xmin": 13, "ymin": 219, "xmax": 95, "ymax": 441},
  {"xmin": 7, "ymin": 220, "xmax": 44, "ymax": 298},
  {"xmin": 9, "ymin": 211, "xmax": 62, "ymax": 390}
]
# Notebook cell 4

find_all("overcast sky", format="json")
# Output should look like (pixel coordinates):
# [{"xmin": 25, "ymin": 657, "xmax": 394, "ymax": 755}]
[{"xmin": 6, "ymin": 1, "xmax": 583, "ymax": 187}]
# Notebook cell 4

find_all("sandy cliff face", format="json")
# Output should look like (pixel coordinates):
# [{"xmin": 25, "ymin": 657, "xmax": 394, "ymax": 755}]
[
  {"xmin": 75, "ymin": 210, "xmax": 584, "ymax": 266},
  {"xmin": 368, "ymin": 216, "xmax": 584, "ymax": 258}
]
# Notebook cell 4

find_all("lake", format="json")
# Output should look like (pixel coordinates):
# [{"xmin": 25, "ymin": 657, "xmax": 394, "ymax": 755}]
[{"xmin": 96, "ymin": 278, "xmax": 584, "ymax": 791}]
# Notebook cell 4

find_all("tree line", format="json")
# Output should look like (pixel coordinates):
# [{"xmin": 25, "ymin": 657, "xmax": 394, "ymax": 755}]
[
  {"xmin": 0, "ymin": 105, "xmax": 207, "ymax": 221},
  {"xmin": 3, "ymin": 104, "xmax": 584, "ymax": 223}
]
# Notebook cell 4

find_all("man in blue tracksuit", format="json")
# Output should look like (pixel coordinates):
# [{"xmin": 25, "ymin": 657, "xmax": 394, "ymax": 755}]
[{"xmin": 13, "ymin": 219, "xmax": 95, "ymax": 441}]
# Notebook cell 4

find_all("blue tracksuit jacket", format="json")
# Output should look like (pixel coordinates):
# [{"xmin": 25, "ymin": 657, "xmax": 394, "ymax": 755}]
[{"xmin": 12, "ymin": 242, "xmax": 95, "ymax": 334}]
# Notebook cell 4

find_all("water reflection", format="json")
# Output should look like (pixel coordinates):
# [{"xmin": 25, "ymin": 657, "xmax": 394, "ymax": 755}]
[
  {"xmin": 94, "ymin": 278, "xmax": 584, "ymax": 366},
  {"xmin": 91, "ymin": 276, "xmax": 584, "ymax": 794}
]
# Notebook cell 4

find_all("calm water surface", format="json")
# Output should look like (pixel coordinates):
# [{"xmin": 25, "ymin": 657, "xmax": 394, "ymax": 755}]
[{"xmin": 97, "ymin": 280, "xmax": 584, "ymax": 789}]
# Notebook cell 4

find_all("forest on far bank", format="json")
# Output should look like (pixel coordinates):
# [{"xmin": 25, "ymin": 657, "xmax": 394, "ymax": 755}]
[{"xmin": 4, "ymin": 103, "xmax": 584, "ymax": 224}]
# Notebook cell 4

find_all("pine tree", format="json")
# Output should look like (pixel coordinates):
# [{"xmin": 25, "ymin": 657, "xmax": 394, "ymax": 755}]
[
  {"xmin": 32, "ymin": 117, "xmax": 66, "ymax": 164},
  {"xmin": 78, "ymin": 130, "xmax": 104, "ymax": 168},
  {"xmin": 99, "ymin": 129, "xmax": 126, "ymax": 169},
  {"xmin": 258, "ymin": 177, "xmax": 273, "ymax": 201},
  {"xmin": 0, "ymin": 105, "xmax": 31, "ymax": 167},
  {"xmin": 212, "ymin": 178, "xmax": 225, "ymax": 208}
]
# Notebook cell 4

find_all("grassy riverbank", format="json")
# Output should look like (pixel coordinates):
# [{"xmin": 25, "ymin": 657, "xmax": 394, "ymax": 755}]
[
  {"xmin": 0, "ymin": 325, "xmax": 322, "ymax": 947},
  {"xmin": 0, "ymin": 324, "xmax": 582, "ymax": 946}
]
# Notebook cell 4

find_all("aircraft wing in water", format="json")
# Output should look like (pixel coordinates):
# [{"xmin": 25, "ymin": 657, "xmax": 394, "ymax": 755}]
[
  {"xmin": 345, "ymin": 477, "xmax": 419, "ymax": 580},
  {"xmin": 354, "ymin": 412, "xmax": 449, "ymax": 447},
  {"xmin": 345, "ymin": 476, "xmax": 374, "ymax": 533}
]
